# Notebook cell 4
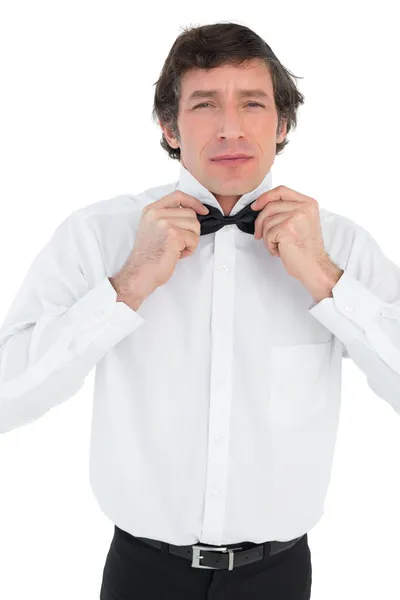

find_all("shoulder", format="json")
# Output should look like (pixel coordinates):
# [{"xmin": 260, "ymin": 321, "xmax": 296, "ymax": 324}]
[{"xmin": 73, "ymin": 181, "xmax": 178, "ymax": 223}]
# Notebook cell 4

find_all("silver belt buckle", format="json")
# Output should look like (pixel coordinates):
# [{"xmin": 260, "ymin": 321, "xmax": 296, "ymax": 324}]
[{"xmin": 191, "ymin": 545, "xmax": 237, "ymax": 570}]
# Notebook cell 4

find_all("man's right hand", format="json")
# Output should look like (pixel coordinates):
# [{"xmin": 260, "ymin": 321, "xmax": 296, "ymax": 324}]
[{"xmin": 109, "ymin": 191, "xmax": 209, "ymax": 310}]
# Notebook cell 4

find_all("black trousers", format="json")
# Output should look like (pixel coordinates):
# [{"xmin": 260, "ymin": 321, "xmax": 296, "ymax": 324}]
[{"xmin": 100, "ymin": 525, "xmax": 312, "ymax": 599}]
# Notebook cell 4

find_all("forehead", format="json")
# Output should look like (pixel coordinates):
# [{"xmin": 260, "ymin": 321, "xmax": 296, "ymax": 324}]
[{"xmin": 180, "ymin": 59, "xmax": 272, "ymax": 96}]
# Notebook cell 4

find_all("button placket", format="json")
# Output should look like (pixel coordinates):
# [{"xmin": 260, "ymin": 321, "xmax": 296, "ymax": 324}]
[{"xmin": 200, "ymin": 230, "xmax": 235, "ymax": 543}]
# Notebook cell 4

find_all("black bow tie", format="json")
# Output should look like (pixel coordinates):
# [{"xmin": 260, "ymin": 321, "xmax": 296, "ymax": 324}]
[{"xmin": 198, "ymin": 202, "xmax": 262, "ymax": 236}]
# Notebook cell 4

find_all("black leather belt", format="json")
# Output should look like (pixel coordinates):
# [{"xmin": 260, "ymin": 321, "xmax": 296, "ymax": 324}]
[{"xmin": 135, "ymin": 534, "xmax": 305, "ymax": 570}]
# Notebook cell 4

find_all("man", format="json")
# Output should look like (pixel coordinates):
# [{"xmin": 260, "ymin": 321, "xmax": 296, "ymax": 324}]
[{"xmin": 1, "ymin": 21, "xmax": 400, "ymax": 600}]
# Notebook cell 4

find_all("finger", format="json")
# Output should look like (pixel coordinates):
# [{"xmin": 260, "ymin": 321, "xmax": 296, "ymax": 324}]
[
  {"xmin": 254, "ymin": 201, "xmax": 300, "ymax": 238},
  {"xmin": 255, "ymin": 210, "xmax": 295, "ymax": 240},
  {"xmin": 263, "ymin": 219, "xmax": 289, "ymax": 254},
  {"xmin": 252, "ymin": 186, "xmax": 311, "ymax": 211}
]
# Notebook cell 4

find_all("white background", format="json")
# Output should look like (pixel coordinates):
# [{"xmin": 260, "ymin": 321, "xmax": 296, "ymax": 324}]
[{"xmin": 0, "ymin": 1, "xmax": 399, "ymax": 599}]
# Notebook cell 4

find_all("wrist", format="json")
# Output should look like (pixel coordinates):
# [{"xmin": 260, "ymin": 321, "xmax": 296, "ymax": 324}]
[
  {"xmin": 109, "ymin": 271, "xmax": 153, "ymax": 308},
  {"xmin": 302, "ymin": 259, "xmax": 343, "ymax": 303}
]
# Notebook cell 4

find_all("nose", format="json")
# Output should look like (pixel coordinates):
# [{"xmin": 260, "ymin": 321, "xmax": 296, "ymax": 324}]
[{"xmin": 215, "ymin": 106, "xmax": 246, "ymax": 141}]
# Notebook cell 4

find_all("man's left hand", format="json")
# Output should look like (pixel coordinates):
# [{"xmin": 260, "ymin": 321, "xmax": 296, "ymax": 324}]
[{"xmin": 251, "ymin": 185, "xmax": 343, "ymax": 301}]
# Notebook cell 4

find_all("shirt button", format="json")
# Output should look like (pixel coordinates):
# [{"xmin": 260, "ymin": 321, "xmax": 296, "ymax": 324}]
[
  {"xmin": 344, "ymin": 304, "xmax": 354, "ymax": 312},
  {"xmin": 217, "ymin": 322, "xmax": 227, "ymax": 330},
  {"xmin": 212, "ymin": 491, "xmax": 220, "ymax": 497},
  {"xmin": 216, "ymin": 379, "xmax": 225, "ymax": 386},
  {"xmin": 106, "ymin": 322, "xmax": 113, "ymax": 329},
  {"xmin": 221, "ymin": 265, "xmax": 228, "ymax": 272}
]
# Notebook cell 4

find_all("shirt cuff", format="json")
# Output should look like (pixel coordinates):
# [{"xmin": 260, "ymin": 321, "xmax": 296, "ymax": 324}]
[
  {"xmin": 309, "ymin": 269, "xmax": 383, "ymax": 325},
  {"xmin": 66, "ymin": 276, "xmax": 145, "ymax": 334},
  {"xmin": 308, "ymin": 269, "xmax": 400, "ymax": 373}
]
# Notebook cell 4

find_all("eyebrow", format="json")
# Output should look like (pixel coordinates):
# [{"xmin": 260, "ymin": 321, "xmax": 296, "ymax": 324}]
[{"xmin": 186, "ymin": 89, "xmax": 271, "ymax": 104}]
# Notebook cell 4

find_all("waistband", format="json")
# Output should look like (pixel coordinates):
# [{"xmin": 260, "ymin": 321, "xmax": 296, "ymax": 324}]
[{"xmin": 115, "ymin": 526, "xmax": 306, "ymax": 571}]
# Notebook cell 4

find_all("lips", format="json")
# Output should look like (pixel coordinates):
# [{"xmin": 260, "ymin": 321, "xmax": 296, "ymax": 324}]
[
  {"xmin": 212, "ymin": 154, "xmax": 252, "ymax": 161},
  {"xmin": 211, "ymin": 156, "xmax": 253, "ymax": 166},
  {"xmin": 215, "ymin": 157, "xmax": 248, "ymax": 161}
]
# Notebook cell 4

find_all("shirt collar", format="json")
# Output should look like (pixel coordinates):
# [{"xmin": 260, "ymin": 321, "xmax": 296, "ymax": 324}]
[{"xmin": 175, "ymin": 162, "xmax": 273, "ymax": 216}]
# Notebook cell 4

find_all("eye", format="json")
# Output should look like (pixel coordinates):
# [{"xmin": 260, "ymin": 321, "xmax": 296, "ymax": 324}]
[
  {"xmin": 193, "ymin": 102, "xmax": 264, "ymax": 109},
  {"xmin": 193, "ymin": 103, "xmax": 211, "ymax": 109}
]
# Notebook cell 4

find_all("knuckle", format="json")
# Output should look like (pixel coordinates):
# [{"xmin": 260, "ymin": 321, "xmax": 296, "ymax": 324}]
[
  {"xmin": 144, "ymin": 206, "xmax": 156, "ymax": 219},
  {"xmin": 266, "ymin": 204, "xmax": 275, "ymax": 215},
  {"xmin": 157, "ymin": 217, "xmax": 169, "ymax": 229},
  {"xmin": 168, "ymin": 225, "xmax": 179, "ymax": 237}
]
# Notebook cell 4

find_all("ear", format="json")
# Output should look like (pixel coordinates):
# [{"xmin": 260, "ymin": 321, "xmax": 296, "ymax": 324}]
[
  {"xmin": 159, "ymin": 121, "xmax": 180, "ymax": 149},
  {"xmin": 277, "ymin": 117, "xmax": 288, "ymax": 144}
]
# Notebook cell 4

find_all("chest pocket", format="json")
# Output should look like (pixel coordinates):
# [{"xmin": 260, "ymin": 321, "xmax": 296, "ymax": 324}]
[{"xmin": 267, "ymin": 340, "xmax": 332, "ymax": 428}]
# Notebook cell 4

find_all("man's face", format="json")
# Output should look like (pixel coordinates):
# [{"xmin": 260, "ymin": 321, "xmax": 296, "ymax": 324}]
[{"xmin": 161, "ymin": 58, "xmax": 287, "ymax": 210}]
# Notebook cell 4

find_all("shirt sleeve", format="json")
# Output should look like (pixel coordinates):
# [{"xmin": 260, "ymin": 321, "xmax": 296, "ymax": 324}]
[
  {"xmin": 308, "ymin": 225, "xmax": 400, "ymax": 414},
  {"xmin": 0, "ymin": 211, "xmax": 145, "ymax": 433}
]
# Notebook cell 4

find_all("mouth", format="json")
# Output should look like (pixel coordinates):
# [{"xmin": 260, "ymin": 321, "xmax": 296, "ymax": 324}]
[{"xmin": 211, "ymin": 157, "xmax": 253, "ymax": 166}]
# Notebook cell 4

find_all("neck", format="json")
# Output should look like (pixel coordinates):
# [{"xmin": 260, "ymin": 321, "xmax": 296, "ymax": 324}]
[{"xmin": 215, "ymin": 196, "xmax": 241, "ymax": 216}]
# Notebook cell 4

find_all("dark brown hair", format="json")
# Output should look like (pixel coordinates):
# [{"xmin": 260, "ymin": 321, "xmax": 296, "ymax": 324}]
[{"xmin": 151, "ymin": 21, "xmax": 305, "ymax": 161}]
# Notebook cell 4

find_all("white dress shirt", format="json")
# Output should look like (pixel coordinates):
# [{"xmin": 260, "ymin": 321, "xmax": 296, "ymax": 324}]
[{"xmin": 1, "ymin": 163, "xmax": 400, "ymax": 546}]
